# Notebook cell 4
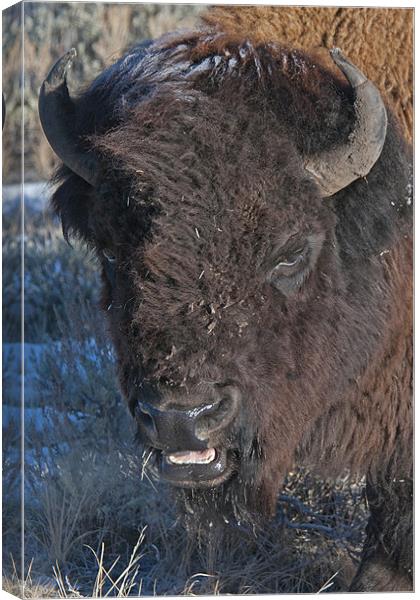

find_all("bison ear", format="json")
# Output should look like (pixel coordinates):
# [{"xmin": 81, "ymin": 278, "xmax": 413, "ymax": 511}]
[
  {"xmin": 51, "ymin": 168, "xmax": 94, "ymax": 244},
  {"xmin": 304, "ymin": 48, "xmax": 388, "ymax": 197}
]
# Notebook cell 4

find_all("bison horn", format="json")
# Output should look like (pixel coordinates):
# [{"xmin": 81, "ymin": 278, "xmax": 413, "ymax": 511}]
[
  {"xmin": 38, "ymin": 48, "xmax": 99, "ymax": 186},
  {"xmin": 304, "ymin": 48, "xmax": 388, "ymax": 197}
]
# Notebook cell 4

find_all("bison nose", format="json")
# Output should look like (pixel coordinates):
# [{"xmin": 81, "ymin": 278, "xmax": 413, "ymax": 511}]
[{"xmin": 136, "ymin": 385, "xmax": 241, "ymax": 451}]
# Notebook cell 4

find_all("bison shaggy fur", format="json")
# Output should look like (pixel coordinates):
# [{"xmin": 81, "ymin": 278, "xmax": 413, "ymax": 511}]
[{"xmin": 46, "ymin": 9, "xmax": 412, "ymax": 593}]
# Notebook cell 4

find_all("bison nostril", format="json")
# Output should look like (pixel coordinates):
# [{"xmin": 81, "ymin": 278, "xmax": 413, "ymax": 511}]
[{"xmin": 195, "ymin": 387, "xmax": 240, "ymax": 441}]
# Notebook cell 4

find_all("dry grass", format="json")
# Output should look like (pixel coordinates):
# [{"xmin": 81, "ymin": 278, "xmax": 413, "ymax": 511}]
[
  {"xmin": 3, "ymin": 558, "xmax": 58, "ymax": 599},
  {"xmin": 53, "ymin": 530, "xmax": 147, "ymax": 598}
]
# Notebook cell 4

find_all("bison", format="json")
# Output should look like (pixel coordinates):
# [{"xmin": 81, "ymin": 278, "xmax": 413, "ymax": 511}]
[{"xmin": 39, "ymin": 17, "xmax": 412, "ymax": 593}]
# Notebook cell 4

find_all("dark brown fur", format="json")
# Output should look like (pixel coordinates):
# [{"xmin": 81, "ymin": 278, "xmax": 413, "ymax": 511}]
[{"xmin": 50, "ymin": 27, "xmax": 412, "ymax": 592}]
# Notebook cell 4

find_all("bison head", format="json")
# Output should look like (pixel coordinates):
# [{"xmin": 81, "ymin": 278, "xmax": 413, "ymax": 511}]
[{"xmin": 40, "ymin": 33, "xmax": 398, "ymax": 522}]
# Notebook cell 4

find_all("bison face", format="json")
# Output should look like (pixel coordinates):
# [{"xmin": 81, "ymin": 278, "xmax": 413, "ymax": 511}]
[
  {"xmin": 86, "ymin": 119, "xmax": 342, "ymax": 511},
  {"xmin": 42, "ymin": 38, "xmax": 388, "ymax": 518},
  {"xmin": 90, "ymin": 94, "xmax": 338, "ymax": 494}
]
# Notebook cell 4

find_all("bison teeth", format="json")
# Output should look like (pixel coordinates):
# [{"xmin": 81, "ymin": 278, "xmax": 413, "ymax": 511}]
[{"xmin": 167, "ymin": 448, "xmax": 216, "ymax": 465}]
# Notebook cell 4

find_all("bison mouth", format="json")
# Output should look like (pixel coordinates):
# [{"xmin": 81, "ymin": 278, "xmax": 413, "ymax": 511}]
[{"xmin": 158, "ymin": 447, "xmax": 235, "ymax": 488}]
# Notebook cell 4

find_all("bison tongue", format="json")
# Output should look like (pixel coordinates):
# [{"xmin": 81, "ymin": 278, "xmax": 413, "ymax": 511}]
[{"xmin": 167, "ymin": 448, "xmax": 216, "ymax": 465}]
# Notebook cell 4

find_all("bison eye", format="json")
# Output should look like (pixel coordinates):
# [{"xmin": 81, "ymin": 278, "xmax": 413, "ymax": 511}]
[
  {"xmin": 268, "ymin": 244, "xmax": 310, "ymax": 293},
  {"xmin": 102, "ymin": 248, "xmax": 117, "ymax": 263},
  {"xmin": 274, "ymin": 248, "xmax": 306, "ymax": 270}
]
